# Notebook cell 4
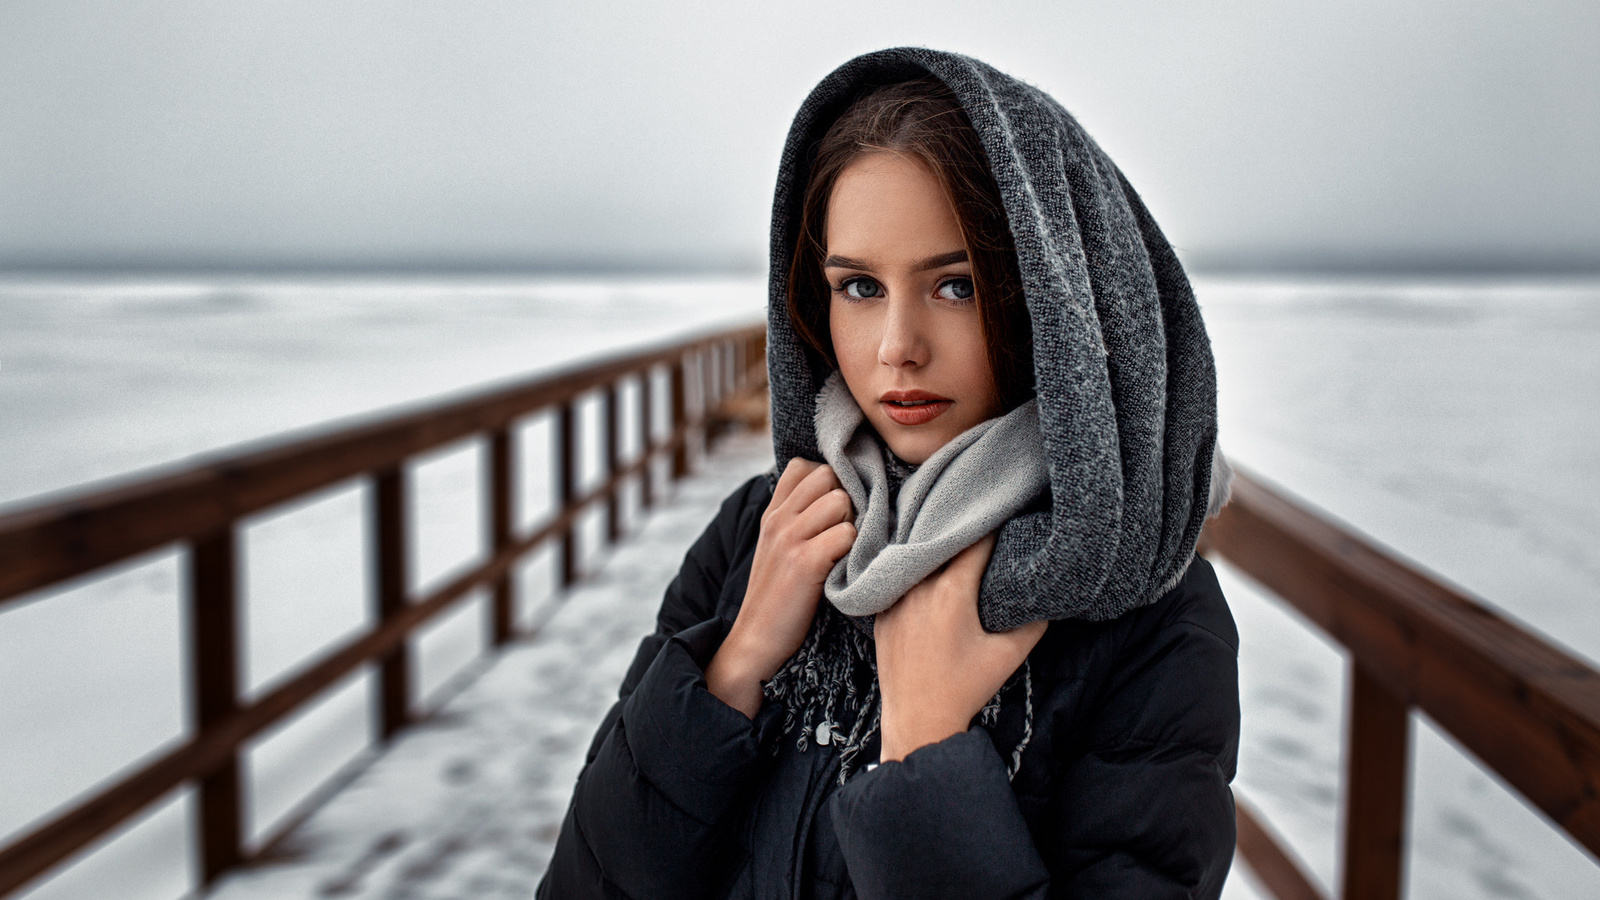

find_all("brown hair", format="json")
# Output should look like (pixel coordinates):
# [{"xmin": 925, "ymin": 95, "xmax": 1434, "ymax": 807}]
[{"xmin": 786, "ymin": 76, "xmax": 1034, "ymax": 410}]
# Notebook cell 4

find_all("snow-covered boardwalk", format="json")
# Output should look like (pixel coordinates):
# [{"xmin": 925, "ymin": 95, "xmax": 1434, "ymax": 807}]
[{"xmin": 209, "ymin": 433, "xmax": 776, "ymax": 900}]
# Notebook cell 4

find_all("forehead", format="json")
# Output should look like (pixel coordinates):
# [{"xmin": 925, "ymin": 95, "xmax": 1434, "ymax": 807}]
[{"xmin": 825, "ymin": 152, "xmax": 963, "ymax": 257}]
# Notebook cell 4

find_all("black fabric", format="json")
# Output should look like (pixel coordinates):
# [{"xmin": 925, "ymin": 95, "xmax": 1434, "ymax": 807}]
[{"xmin": 536, "ymin": 474, "xmax": 1240, "ymax": 900}]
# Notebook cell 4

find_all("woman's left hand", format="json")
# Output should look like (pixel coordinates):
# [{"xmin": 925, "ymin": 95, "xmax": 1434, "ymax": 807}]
[{"xmin": 875, "ymin": 535, "xmax": 1048, "ymax": 763}]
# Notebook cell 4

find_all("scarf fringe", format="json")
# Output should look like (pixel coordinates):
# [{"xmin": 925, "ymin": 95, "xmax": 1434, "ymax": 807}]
[{"xmin": 763, "ymin": 603, "xmax": 1035, "ymax": 786}]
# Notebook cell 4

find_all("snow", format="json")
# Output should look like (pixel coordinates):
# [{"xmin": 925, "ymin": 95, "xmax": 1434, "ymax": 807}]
[{"xmin": 3, "ymin": 273, "xmax": 1598, "ymax": 898}]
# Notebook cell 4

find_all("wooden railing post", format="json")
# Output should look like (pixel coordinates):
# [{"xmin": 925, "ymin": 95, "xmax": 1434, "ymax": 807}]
[
  {"xmin": 556, "ymin": 401, "xmax": 579, "ymax": 587},
  {"xmin": 1341, "ymin": 661, "xmax": 1411, "ymax": 900},
  {"xmin": 189, "ymin": 528, "xmax": 241, "ymax": 885},
  {"xmin": 670, "ymin": 359, "xmax": 689, "ymax": 481},
  {"xmin": 372, "ymin": 467, "xmax": 410, "ymax": 740},
  {"xmin": 488, "ymin": 428, "xmax": 514, "ymax": 645},
  {"xmin": 638, "ymin": 370, "xmax": 654, "ymax": 510},
  {"xmin": 605, "ymin": 382, "xmax": 623, "ymax": 545},
  {"xmin": 706, "ymin": 343, "xmax": 721, "ymax": 411}
]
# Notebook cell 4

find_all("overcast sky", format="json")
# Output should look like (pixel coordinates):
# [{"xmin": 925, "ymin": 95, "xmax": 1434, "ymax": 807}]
[{"xmin": 1, "ymin": 1, "xmax": 1596, "ymax": 274}]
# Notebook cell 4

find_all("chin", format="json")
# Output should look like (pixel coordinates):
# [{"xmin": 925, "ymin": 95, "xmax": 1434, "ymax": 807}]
[{"xmin": 880, "ymin": 430, "xmax": 943, "ymax": 465}]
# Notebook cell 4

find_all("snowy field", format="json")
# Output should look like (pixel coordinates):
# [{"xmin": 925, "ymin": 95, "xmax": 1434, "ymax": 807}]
[{"xmin": 2, "ymin": 273, "xmax": 1597, "ymax": 898}]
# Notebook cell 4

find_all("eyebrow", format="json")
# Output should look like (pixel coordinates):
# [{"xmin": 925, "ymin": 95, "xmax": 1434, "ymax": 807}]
[{"xmin": 822, "ymin": 249, "xmax": 969, "ymax": 272}]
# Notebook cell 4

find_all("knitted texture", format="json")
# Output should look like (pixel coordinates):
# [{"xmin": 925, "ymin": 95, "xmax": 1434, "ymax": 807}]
[
  {"xmin": 766, "ymin": 47, "xmax": 1221, "ymax": 630},
  {"xmin": 814, "ymin": 372, "xmax": 1049, "ymax": 621}
]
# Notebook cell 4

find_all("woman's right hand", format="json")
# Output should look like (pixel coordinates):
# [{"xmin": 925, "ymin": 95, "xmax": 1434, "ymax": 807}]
[{"xmin": 706, "ymin": 458, "xmax": 856, "ymax": 718}]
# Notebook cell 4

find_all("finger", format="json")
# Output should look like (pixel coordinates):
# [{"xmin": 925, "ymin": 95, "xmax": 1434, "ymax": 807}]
[
  {"xmin": 771, "ymin": 457, "xmax": 820, "ymax": 508},
  {"xmin": 784, "ymin": 463, "xmax": 844, "ymax": 516},
  {"xmin": 793, "ymin": 487, "xmax": 854, "ymax": 540},
  {"xmin": 813, "ymin": 519, "xmax": 858, "ymax": 563}
]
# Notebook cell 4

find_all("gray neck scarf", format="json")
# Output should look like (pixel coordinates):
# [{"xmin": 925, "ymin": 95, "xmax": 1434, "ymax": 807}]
[
  {"xmin": 763, "ymin": 376, "xmax": 1047, "ymax": 783},
  {"xmin": 814, "ymin": 373, "xmax": 1049, "ymax": 622}
]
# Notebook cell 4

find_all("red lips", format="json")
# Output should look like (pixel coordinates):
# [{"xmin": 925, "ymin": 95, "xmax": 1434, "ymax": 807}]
[{"xmin": 879, "ymin": 390, "xmax": 953, "ymax": 426}]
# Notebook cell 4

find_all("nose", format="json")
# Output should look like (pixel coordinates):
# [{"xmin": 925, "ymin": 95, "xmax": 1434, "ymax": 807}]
[{"xmin": 877, "ymin": 296, "xmax": 930, "ymax": 370}]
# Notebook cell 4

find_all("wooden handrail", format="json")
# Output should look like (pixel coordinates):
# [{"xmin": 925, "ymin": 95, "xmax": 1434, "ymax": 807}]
[
  {"xmin": 1235, "ymin": 799, "xmax": 1328, "ymax": 900},
  {"xmin": 0, "ymin": 326, "xmax": 763, "ymax": 609},
  {"xmin": 0, "ymin": 321, "xmax": 768, "ymax": 897},
  {"xmin": 1203, "ymin": 467, "xmax": 1600, "ymax": 899}
]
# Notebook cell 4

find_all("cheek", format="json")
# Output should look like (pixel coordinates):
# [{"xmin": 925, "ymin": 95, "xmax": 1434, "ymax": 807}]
[
  {"xmin": 828, "ymin": 302, "xmax": 875, "ymax": 377},
  {"xmin": 947, "ymin": 321, "xmax": 1001, "ymax": 408},
  {"xmin": 940, "ymin": 320, "xmax": 992, "ymax": 376}
]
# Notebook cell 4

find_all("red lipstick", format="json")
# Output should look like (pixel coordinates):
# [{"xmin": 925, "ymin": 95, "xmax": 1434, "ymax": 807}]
[{"xmin": 879, "ymin": 390, "xmax": 953, "ymax": 426}]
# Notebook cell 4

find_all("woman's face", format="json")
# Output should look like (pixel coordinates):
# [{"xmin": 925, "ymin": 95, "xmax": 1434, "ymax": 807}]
[{"xmin": 824, "ymin": 151, "xmax": 1002, "ymax": 465}]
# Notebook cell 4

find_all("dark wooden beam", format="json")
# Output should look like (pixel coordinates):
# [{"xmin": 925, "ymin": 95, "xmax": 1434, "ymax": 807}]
[
  {"xmin": 189, "ymin": 528, "xmax": 242, "ymax": 884},
  {"xmin": 1204, "ymin": 468, "xmax": 1600, "ymax": 860},
  {"xmin": 605, "ymin": 383, "xmax": 623, "ymax": 545},
  {"xmin": 488, "ymin": 427, "xmax": 515, "ymax": 645},
  {"xmin": 638, "ymin": 371, "xmax": 654, "ymax": 510},
  {"xmin": 1340, "ymin": 662, "xmax": 1411, "ymax": 900},
  {"xmin": 1235, "ymin": 797, "xmax": 1329, "ymax": 900},
  {"xmin": 372, "ymin": 467, "xmax": 410, "ymax": 741},
  {"xmin": 556, "ymin": 401, "xmax": 579, "ymax": 588},
  {"xmin": 670, "ymin": 360, "xmax": 690, "ymax": 481}
]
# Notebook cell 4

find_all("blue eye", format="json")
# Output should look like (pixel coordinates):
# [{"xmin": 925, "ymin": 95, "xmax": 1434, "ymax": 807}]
[
  {"xmin": 936, "ymin": 277, "xmax": 975, "ymax": 302},
  {"xmin": 838, "ymin": 277, "xmax": 882, "ymax": 300}
]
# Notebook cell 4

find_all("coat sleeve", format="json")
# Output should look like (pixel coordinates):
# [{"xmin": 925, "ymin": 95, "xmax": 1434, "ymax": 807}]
[
  {"xmin": 1039, "ymin": 561, "xmax": 1240, "ymax": 898},
  {"xmin": 831, "ymin": 726, "xmax": 1052, "ymax": 899},
  {"xmin": 830, "ymin": 561, "xmax": 1240, "ymax": 900},
  {"xmin": 536, "ymin": 475, "xmax": 782, "ymax": 900}
]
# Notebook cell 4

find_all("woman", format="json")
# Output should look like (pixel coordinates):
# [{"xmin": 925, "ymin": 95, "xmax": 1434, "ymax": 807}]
[{"xmin": 538, "ymin": 47, "xmax": 1238, "ymax": 900}]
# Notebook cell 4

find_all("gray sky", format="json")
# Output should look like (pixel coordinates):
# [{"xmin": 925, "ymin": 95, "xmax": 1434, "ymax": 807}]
[{"xmin": 2, "ymin": 0, "xmax": 1596, "ymax": 273}]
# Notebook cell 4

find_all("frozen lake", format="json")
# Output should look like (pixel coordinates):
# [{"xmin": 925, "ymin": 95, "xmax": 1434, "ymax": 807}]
[{"xmin": 1, "ymin": 273, "xmax": 1597, "ymax": 898}]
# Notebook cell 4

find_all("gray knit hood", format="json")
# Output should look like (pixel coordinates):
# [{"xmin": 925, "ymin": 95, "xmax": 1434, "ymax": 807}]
[{"xmin": 766, "ymin": 47, "xmax": 1223, "ymax": 631}]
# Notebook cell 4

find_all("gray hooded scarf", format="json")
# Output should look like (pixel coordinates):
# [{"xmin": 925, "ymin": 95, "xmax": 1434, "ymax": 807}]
[{"xmin": 767, "ymin": 48, "xmax": 1224, "ymax": 634}]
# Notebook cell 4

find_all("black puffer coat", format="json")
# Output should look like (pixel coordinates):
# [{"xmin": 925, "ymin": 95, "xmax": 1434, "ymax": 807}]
[{"xmin": 536, "ymin": 473, "xmax": 1240, "ymax": 899}]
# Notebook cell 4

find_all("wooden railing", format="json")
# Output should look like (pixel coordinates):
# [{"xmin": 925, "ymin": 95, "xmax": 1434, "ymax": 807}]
[
  {"xmin": 5, "ymin": 320, "xmax": 1597, "ymax": 900},
  {"xmin": 0, "ymin": 321, "xmax": 769, "ymax": 897},
  {"xmin": 1203, "ymin": 468, "xmax": 1600, "ymax": 900}
]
